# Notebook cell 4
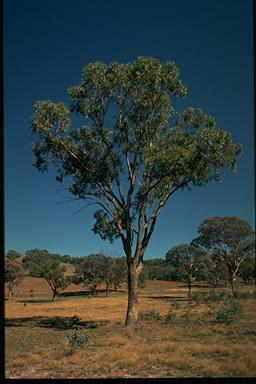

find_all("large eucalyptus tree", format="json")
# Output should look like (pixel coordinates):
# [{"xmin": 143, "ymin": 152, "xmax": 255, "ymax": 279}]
[{"xmin": 31, "ymin": 57, "xmax": 241, "ymax": 327}]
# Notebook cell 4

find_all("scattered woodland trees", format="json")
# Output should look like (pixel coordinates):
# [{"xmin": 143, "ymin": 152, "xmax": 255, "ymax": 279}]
[
  {"xmin": 5, "ymin": 250, "xmax": 22, "ymax": 261},
  {"xmin": 22, "ymin": 248, "xmax": 69, "ymax": 300},
  {"xmin": 165, "ymin": 244, "xmax": 205, "ymax": 296},
  {"xmin": 239, "ymin": 256, "xmax": 255, "ymax": 285},
  {"xmin": 30, "ymin": 259, "xmax": 69, "ymax": 301},
  {"xmin": 111, "ymin": 257, "xmax": 127, "ymax": 291},
  {"xmin": 197, "ymin": 253, "xmax": 229, "ymax": 293},
  {"xmin": 4, "ymin": 228, "xmax": 254, "ymax": 302},
  {"xmin": 193, "ymin": 217, "xmax": 255, "ymax": 297},
  {"xmin": 31, "ymin": 56, "xmax": 241, "ymax": 327},
  {"xmin": 73, "ymin": 254, "xmax": 127, "ymax": 295},
  {"xmin": 5, "ymin": 256, "xmax": 26, "ymax": 300}
]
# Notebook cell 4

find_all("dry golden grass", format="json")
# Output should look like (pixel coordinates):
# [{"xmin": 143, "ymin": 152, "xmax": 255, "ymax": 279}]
[{"xmin": 4, "ymin": 279, "xmax": 256, "ymax": 379}]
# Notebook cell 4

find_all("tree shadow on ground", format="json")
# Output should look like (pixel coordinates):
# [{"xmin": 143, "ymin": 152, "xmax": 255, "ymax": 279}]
[
  {"xmin": 5, "ymin": 316, "xmax": 109, "ymax": 329},
  {"xmin": 58, "ymin": 289, "xmax": 126, "ymax": 298},
  {"xmin": 146, "ymin": 295, "xmax": 192, "ymax": 301},
  {"xmin": 177, "ymin": 284, "xmax": 210, "ymax": 288},
  {"xmin": 20, "ymin": 299, "xmax": 53, "ymax": 303}
]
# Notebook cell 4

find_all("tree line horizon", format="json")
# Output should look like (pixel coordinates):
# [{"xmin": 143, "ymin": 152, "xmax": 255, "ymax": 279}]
[{"xmin": 5, "ymin": 214, "xmax": 255, "ymax": 302}]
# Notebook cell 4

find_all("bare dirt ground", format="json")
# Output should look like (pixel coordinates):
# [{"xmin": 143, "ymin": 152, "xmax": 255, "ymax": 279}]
[{"xmin": 5, "ymin": 278, "xmax": 256, "ymax": 379}]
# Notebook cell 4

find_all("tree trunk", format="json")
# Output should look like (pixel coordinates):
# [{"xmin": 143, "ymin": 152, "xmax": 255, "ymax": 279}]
[
  {"xmin": 125, "ymin": 262, "xmax": 142, "ymax": 328},
  {"xmin": 106, "ymin": 278, "xmax": 109, "ymax": 297},
  {"xmin": 8, "ymin": 288, "xmax": 13, "ymax": 301},
  {"xmin": 230, "ymin": 271, "xmax": 238, "ymax": 297},
  {"xmin": 187, "ymin": 277, "xmax": 192, "ymax": 297},
  {"xmin": 51, "ymin": 290, "xmax": 57, "ymax": 301},
  {"xmin": 188, "ymin": 283, "xmax": 191, "ymax": 297}
]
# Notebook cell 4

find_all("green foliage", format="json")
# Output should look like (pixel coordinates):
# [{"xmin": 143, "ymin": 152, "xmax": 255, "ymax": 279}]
[
  {"xmin": 22, "ymin": 248, "xmax": 51, "ymax": 274},
  {"xmin": 22, "ymin": 249, "xmax": 74, "ymax": 299},
  {"xmin": 74, "ymin": 253, "xmax": 112, "ymax": 294},
  {"xmin": 165, "ymin": 302, "xmax": 178, "ymax": 323},
  {"xmin": 31, "ymin": 57, "xmax": 241, "ymax": 255},
  {"xmin": 110, "ymin": 257, "xmax": 127, "ymax": 290},
  {"xmin": 138, "ymin": 310, "xmax": 162, "ymax": 320},
  {"xmin": 67, "ymin": 328, "xmax": 90, "ymax": 349},
  {"xmin": 203, "ymin": 293, "xmax": 242, "ymax": 324},
  {"xmin": 5, "ymin": 260, "xmax": 26, "ymax": 287},
  {"xmin": 5, "ymin": 250, "xmax": 22, "ymax": 261},
  {"xmin": 138, "ymin": 271, "xmax": 146, "ymax": 288},
  {"xmin": 236, "ymin": 290, "xmax": 256, "ymax": 299},
  {"xmin": 214, "ymin": 297, "xmax": 242, "ymax": 324},
  {"xmin": 165, "ymin": 243, "xmax": 206, "ymax": 294},
  {"xmin": 192, "ymin": 292, "xmax": 227, "ymax": 304},
  {"xmin": 143, "ymin": 261, "xmax": 176, "ymax": 281},
  {"xmin": 239, "ymin": 256, "xmax": 255, "ymax": 285},
  {"xmin": 193, "ymin": 217, "xmax": 255, "ymax": 261},
  {"xmin": 193, "ymin": 217, "xmax": 255, "ymax": 296}
]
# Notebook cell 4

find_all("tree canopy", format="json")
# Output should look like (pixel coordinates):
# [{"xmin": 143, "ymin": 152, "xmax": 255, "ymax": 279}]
[
  {"xmin": 31, "ymin": 258, "xmax": 69, "ymax": 301},
  {"xmin": 193, "ymin": 216, "xmax": 255, "ymax": 296},
  {"xmin": 5, "ymin": 259, "xmax": 26, "ymax": 300},
  {"xmin": 31, "ymin": 57, "xmax": 241, "ymax": 258},
  {"xmin": 165, "ymin": 243, "xmax": 205, "ymax": 295}
]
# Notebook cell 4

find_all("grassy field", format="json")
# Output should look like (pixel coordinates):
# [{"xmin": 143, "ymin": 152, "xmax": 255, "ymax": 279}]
[{"xmin": 4, "ymin": 276, "xmax": 256, "ymax": 378}]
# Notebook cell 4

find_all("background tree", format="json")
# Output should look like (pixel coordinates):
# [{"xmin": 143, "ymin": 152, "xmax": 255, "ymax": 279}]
[
  {"xmin": 74, "ymin": 254, "xmax": 105, "ymax": 295},
  {"xmin": 238, "ymin": 255, "xmax": 255, "ymax": 285},
  {"xmin": 143, "ymin": 259, "xmax": 177, "ymax": 281},
  {"xmin": 5, "ymin": 259, "xmax": 26, "ymax": 300},
  {"xmin": 5, "ymin": 250, "xmax": 22, "ymax": 261},
  {"xmin": 31, "ymin": 259, "xmax": 69, "ymax": 301},
  {"xmin": 193, "ymin": 217, "xmax": 255, "ymax": 297},
  {"xmin": 99, "ymin": 255, "xmax": 113, "ymax": 296},
  {"xmin": 165, "ymin": 243, "xmax": 205, "ymax": 296},
  {"xmin": 110, "ymin": 256, "xmax": 127, "ymax": 291},
  {"xmin": 22, "ymin": 248, "xmax": 51, "ymax": 274},
  {"xmin": 196, "ymin": 253, "xmax": 229, "ymax": 293},
  {"xmin": 31, "ymin": 56, "xmax": 242, "ymax": 327}
]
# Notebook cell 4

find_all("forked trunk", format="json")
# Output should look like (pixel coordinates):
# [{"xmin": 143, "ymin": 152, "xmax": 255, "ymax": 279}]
[{"xmin": 125, "ymin": 262, "xmax": 142, "ymax": 328}]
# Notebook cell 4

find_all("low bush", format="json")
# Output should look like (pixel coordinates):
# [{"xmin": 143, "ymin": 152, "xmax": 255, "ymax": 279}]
[
  {"xmin": 211, "ymin": 296, "xmax": 242, "ymax": 324},
  {"xmin": 236, "ymin": 291, "xmax": 256, "ymax": 299},
  {"xmin": 165, "ymin": 309, "xmax": 176, "ymax": 323},
  {"xmin": 138, "ymin": 310, "xmax": 162, "ymax": 320},
  {"xmin": 67, "ymin": 328, "xmax": 90, "ymax": 350},
  {"xmin": 165, "ymin": 301, "xmax": 179, "ymax": 323}
]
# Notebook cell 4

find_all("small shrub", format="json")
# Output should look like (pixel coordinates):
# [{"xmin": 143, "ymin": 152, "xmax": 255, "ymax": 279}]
[
  {"xmin": 165, "ymin": 310, "xmax": 176, "ymax": 323},
  {"xmin": 190, "ymin": 293, "xmax": 204, "ymax": 305},
  {"xmin": 165, "ymin": 302, "xmax": 178, "ymax": 323},
  {"xmin": 180, "ymin": 310, "xmax": 193, "ymax": 326},
  {"xmin": 203, "ymin": 292, "xmax": 227, "ymax": 303},
  {"xmin": 67, "ymin": 328, "xmax": 90, "ymax": 349},
  {"xmin": 169, "ymin": 301, "xmax": 180, "ymax": 309},
  {"xmin": 236, "ymin": 291, "xmax": 256, "ymax": 299},
  {"xmin": 138, "ymin": 310, "xmax": 162, "ymax": 320},
  {"xmin": 213, "ymin": 297, "xmax": 242, "ymax": 324}
]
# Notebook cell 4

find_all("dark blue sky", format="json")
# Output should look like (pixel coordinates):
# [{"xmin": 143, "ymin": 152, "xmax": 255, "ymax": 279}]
[{"xmin": 4, "ymin": 0, "xmax": 254, "ymax": 259}]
